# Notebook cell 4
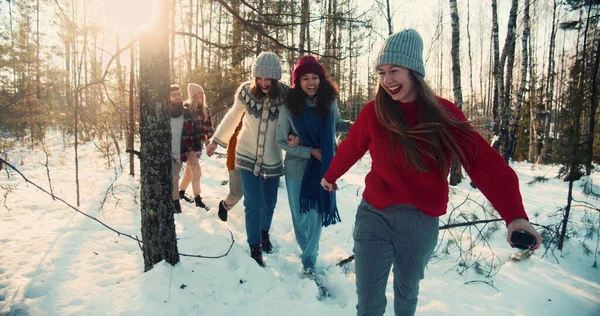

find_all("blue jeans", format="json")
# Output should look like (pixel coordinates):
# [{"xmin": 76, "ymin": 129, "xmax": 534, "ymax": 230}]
[
  {"xmin": 240, "ymin": 170, "xmax": 280, "ymax": 245},
  {"xmin": 353, "ymin": 200, "xmax": 438, "ymax": 316},
  {"xmin": 285, "ymin": 176, "xmax": 322, "ymax": 271}
]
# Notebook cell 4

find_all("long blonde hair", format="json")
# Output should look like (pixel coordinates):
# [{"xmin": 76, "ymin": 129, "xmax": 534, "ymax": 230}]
[
  {"xmin": 374, "ymin": 71, "xmax": 475, "ymax": 173},
  {"xmin": 186, "ymin": 91, "xmax": 208, "ymax": 119}
]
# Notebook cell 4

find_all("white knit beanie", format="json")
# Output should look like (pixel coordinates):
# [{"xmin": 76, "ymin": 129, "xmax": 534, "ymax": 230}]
[
  {"xmin": 187, "ymin": 83, "xmax": 204, "ymax": 99},
  {"xmin": 252, "ymin": 52, "xmax": 282, "ymax": 80}
]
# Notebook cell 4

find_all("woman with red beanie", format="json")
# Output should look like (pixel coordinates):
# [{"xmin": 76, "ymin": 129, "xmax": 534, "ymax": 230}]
[
  {"xmin": 321, "ymin": 29, "xmax": 542, "ymax": 315},
  {"xmin": 276, "ymin": 55, "xmax": 342, "ymax": 276}
]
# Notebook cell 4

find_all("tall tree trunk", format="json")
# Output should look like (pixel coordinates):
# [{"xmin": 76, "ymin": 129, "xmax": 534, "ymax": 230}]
[
  {"xmin": 500, "ymin": 0, "xmax": 519, "ymax": 160},
  {"xmin": 36, "ymin": 0, "xmax": 41, "ymax": 99},
  {"xmin": 170, "ymin": 0, "xmax": 176, "ymax": 79},
  {"xmin": 231, "ymin": 0, "xmax": 243, "ymax": 77},
  {"xmin": 129, "ymin": 38, "xmax": 136, "ymax": 177},
  {"xmin": 508, "ymin": 0, "xmax": 530, "ymax": 161},
  {"xmin": 492, "ymin": 0, "xmax": 518, "ymax": 154},
  {"xmin": 139, "ymin": 0, "xmax": 180, "ymax": 271},
  {"xmin": 536, "ymin": 0, "xmax": 558, "ymax": 164},
  {"xmin": 194, "ymin": 0, "xmax": 199, "ymax": 70},
  {"xmin": 527, "ymin": 8, "xmax": 538, "ymax": 162},
  {"xmin": 491, "ymin": 0, "xmax": 502, "ymax": 138},
  {"xmin": 449, "ymin": 0, "xmax": 463, "ymax": 186},
  {"xmin": 559, "ymin": 1, "xmax": 594, "ymax": 250},
  {"xmin": 466, "ymin": 0, "xmax": 475, "ymax": 115},
  {"xmin": 585, "ymin": 35, "xmax": 600, "ymax": 175},
  {"xmin": 187, "ymin": 0, "xmax": 193, "ymax": 75},
  {"xmin": 299, "ymin": 0, "xmax": 310, "ymax": 54},
  {"xmin": 384, "ymin": 0, "xmax": 393, "ymax": 36},
  {"xmin": 72, "ymin": 0, "xmax": 81, "ymax": 207}
]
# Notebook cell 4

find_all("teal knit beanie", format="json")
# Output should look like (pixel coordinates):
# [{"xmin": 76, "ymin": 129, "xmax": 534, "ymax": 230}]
[{"xmin": 374, "ymin": 29, "xmax": 425, "ymax": 78}]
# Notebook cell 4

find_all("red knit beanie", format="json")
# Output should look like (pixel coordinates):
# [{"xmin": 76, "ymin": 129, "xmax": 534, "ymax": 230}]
[{"xmin": 292, "ymin": 55, "xmax": 326, "ymax": 85}]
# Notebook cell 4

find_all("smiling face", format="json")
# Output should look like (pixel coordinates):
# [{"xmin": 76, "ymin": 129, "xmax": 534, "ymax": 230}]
[
  {"xmin": 299, "ymin": 73, "xmax": 320, "ymax": 97},
  {"xmin": 255, "ymin": 77, "xmax": 273, "ymax": 93},
  {"xmin": 376, "ymin": 64, "xmax": 417, "ymax": 103},
  {"xmin": 170, "ymin": 90, "xmax": 182, "ymax": 104}
]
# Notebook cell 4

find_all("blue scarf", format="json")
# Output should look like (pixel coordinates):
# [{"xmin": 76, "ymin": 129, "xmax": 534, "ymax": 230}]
[{"xmin": 292, "ymin": 103, "xmax": 340, "ymax": 227}]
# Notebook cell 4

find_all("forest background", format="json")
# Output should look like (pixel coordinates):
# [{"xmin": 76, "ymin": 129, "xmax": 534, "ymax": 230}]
[{"xmin": 0, "ymin": 0, "xmax": 599, "ymax": 277}]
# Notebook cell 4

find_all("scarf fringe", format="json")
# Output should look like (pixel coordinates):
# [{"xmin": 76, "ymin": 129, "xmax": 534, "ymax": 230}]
[
  {"xmin": 299, "ymin": 197, "xmax": 342, "ymax": 227},
  {"xmin": 299, "ymin": 197, "xmax": 318, "ymax": 214}
]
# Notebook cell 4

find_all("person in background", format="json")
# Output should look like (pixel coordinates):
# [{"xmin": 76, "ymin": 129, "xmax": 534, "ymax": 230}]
[
  {"xmin": 169, "ymin": 84, "xmax": 203, "ymax": 214},
  {"xmin": 320, "ymin": 29, "xmax": 543, "ymax": 316},
  {"xmin": 206, "ymin": 52, "xmax": 289, "ymax": 267},
  {"xmin": 179, "ymin": 83, "xmax": 214, "ymax": 210},
  {"xmin": 276, "ymin": 55, "xmax": 342, "ymax": 276},
  {"xmin": 217, "ymin": 115, "xmax": 244, "ymax": 222}
]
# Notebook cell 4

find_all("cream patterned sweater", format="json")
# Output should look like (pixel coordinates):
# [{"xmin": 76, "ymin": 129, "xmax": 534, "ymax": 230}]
[{"xmin": 211, "ymin": 81, "xmax": 289, "ymax": 178}]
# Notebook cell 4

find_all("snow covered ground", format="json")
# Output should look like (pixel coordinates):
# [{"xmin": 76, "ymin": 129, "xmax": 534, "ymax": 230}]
[{"xmin": 1, "ymin": 131, "xmax": 599, "ymax": 315}]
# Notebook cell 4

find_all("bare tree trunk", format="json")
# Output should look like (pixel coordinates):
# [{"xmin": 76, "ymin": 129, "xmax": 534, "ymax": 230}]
[
  {"xmin": 384, "ymin": 0, "xmax": 393, "ymax": 36},
  {"xmin": 36, "ymin": 0, "xmax": 41, "ymax": 99},
  {"xmin": 466, "ymin": 0, "xmax": 475, "ymax": 114},
  {"xmin": 449, "ymin": 0, "xmax": 463, "ymax": 186},
  {"xmin": 508, "ymin": 0, "xmax": 530, "ymax": 161},
  {"xmin": 71, "ymin": 1, "xmax": 81, "ymax": 207},
  {"xmin": 194, "ymin": 0, "xmax": 199, "ymax": 69},
  {"xmin": 129, "ymin": 37, "xmax": 136, "ymax": 177},
  {"xmin": 536, "ymin": 0, "xmax": 558, "ymax": 165},
  {"xmin": 299, "ymin": 0, "xmax": 309, "ymax": 54},
  {"xmin": 170, "ymin": 0, "xmax": 176, "ymax": 79},
  {"xmin": 500, "ymin": 0, "xmax": 519, "ymax": 160},
  {"xmin": 491, "ymin": 0, "xmax": 502, "ymax": 138},
  {"xmin": 559, "ymin": 1, "xmax": 594, "ymax": 250},
  {"xmin": 187, "ymin": 0, "xmax": 193, "ymax": 75},
  {"xmin": 231, "ymin": 0, "xmax": 243, "ymax": 77},
  {"xmin": 527, "ymin": 9, "xmax": 538, "ymax": 162},
  {"xmin": 585, "ymin": 35, "xmax": 600, "ymax": 175},
  {"xmin": 139, "ymin": 0, "xmax": 180, "ymax": 271}
]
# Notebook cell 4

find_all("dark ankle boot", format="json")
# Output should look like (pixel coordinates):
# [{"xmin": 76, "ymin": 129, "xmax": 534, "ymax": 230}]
[
  {"xmin": 194, "ymin": 195, "xmax": 207, "ymax": 210},
  {"xmin": 218, "ymin": 200, "xmax": 228, "ymax": 222},
  {"xmin": 261, "ymin": 230, "xmax": 273, "ymax": 253},
  {"xmin": 179, "ymin": 190, "xmax": 193, "ymax": 203},
  {"xmin": 173, "ymin": 200, "xmax": 182, "ymax": 214},
  {"xmin": 249, "ymin": 244, "xmax": 265, "ymax": 267}
]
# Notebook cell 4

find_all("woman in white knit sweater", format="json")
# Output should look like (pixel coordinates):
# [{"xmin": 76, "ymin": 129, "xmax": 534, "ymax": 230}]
[{"xmin": 206, "ymin": 52, "xmax": 289, "ymax": 267}]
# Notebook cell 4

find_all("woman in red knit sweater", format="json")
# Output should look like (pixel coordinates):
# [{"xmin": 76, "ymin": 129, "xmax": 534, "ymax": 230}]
[{"xmin": 321, "ymin": 29, "xmax": 542, "ymax": 316}]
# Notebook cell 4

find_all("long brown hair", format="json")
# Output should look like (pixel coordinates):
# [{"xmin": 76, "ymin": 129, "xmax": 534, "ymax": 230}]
[
  {"xmin": 374, "ymin": 71, "xmax": 475, "ymax": 173},
  {"xmin": 249, "ymin": 78, "xmax": 281, "ymax": 100}
]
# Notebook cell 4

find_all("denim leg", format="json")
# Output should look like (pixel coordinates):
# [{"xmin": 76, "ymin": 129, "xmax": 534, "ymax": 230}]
[
  {"xmin": 301, "ymin": 209, "xmax": 322, "ymax": 271},
  {"xmin": 353, "ymin": 201, "xmax": 394, "ymax": 316},
  {"xmin": 285, "ymin": 176, "xmax": 323, "ymax": 270},
  {"xmin": 285, "ymin": 177, "xmax": 307, "ymax": 251},
  {"xmin": 240, "ymin": 170, "xmax": 261, "ymax": 245},
  {"xmin": 259, "ymin": 176, "xmax": 280, "ymax": 232}
]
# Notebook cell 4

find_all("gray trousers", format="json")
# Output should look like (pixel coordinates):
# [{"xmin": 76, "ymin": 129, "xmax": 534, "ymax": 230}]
[{"xmin": 353, "ymin": 200, "xmax": 439, "ymax": 316}]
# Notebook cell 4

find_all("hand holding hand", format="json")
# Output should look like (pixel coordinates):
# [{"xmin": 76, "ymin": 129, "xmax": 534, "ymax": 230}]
[
  {"xmin": 311, "ymin": 148, "xmax": 322, "ymax": 161},
  {"xmin": 507, "ymin": 218, "xmax": 543, "ymax": 250},
  {"xmin": 287, "ymin": 134, "xmax": 299, "ymax": 147},
  {"xmin": 320, "ymin": 178, "xmax": 338, "ymax": 192},
  {"xmin": 206, "ymin": 142, "xmax": 217, "ymax": 157}
]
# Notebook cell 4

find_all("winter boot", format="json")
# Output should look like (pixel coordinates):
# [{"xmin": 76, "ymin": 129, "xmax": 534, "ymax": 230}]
[
  {"xmin": 249, "ymin": 244, "xmax": 265, "ymax": 267},
  {"xmin": 261, "ymin": 230, "xmax": 273, "ymax": 253},
  {"xmin": 173, "ymin": 200, "xmax": 182, "ymax": 214},
  {"xmin": 194, "ymin": 195, "xmax": 208, "ymax": 210},
  {"xmin": 179, "ymin": 190, "xmax": 194, "ymax": 203},
  {"xmin": 218, "ymin": 200, "xmax": 228, "ymax": 222}
]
